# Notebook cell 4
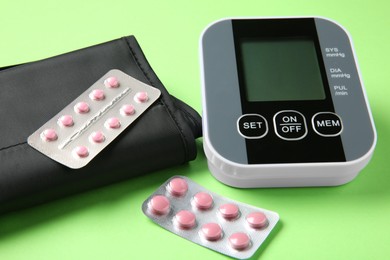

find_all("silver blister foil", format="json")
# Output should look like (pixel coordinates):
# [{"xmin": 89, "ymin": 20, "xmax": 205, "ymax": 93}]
[
  {"xmin": 28, "ymin": 69, "xmax": 161, "ymax": 169},
  {"xmin": 142, "ymin": 176, "xmax": 279, "ymax": 259}
]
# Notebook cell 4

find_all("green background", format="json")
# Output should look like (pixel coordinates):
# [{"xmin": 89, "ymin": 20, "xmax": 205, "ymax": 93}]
[{"xmin": 0, "ymin": 1, "xmax": 389, "ymax": 259}]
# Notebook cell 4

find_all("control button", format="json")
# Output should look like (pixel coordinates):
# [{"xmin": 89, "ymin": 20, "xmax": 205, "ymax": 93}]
[
  {"xmin": 312, "ymin": 112, "xmax": 343, "ymax": 137},
  {"xmin": 237, "ymin": 114, "xmax": 268, "ymax": 139},
  {"xmin": 273, "ymin": 110, "xmax": 307, "ymax": 140}
]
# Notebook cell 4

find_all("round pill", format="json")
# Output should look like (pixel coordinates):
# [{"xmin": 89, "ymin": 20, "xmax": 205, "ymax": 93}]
[
  {"xmin": 105, "ymin": 117, "xmax": 121, "ymax": 129},
  {"xmin": 174, "ymin": 210, "xmax": 196, "ymax": 229},
  {"xmin": 74, "ymin": 102, "xmax": 90, "ymax": 113},
  {"xmin": 58, "ymin": 115, "xmax": 74, "ymax": 127},
  {"xmin": 73, "ymin": 146, "xmax": 89, "ymax": 158},
  {"xmin": 120, "ymin": 104, "xmax": 135, "ymax": 116},
  {"xmin": 149, "ymin": 195, "xmax": 170, "ymax": 215},
  {"xmin": 41, "ymin": 128, "xmax": 58, "ymax": 141},
  {"xmin": 89, "ymin": 89, "xmax": 105, "ymax": 101},
  {"xmin": 134, "ymin": 91, "xmax": 148, "ymax": 103},
  {"xmin": 246, "ymin": 212, "xmax": 268, "ymax": 229},
  {"xmin": 219, "ymin": 203, "xmax": 239, "ymax": 220},
  {"xmin": 228, "ymin": 232, "xmax": 250, "ymax": 250},
  {"xmin": 104, "ymin": 77, "xmax": 119, "ymax": 88},
  {"xmin": 200, "ymin": 223, "xmax": 222, "ymax": 241},
  {"xmin": 168, "ymin": 178, "xmax": 188, "ymax": 196},
  {"xmin": 193, "ymin": 192, "xmax": 213, "ymax": 210},
  {"xmin": 90, "ymin": 131, "xmax": 105, "ymax": 143}
]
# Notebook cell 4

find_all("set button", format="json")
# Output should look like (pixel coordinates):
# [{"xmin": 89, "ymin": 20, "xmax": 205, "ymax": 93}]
[{"xmin": 237, "ymin": 114, "xmax": 268, "ymax": 139}]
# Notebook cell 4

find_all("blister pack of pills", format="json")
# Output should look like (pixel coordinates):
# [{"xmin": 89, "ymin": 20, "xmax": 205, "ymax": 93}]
[
  {"xmin": 28, "ymin": 69, "xmax": 161, "ymax": 169},
  {"xmin": 142, "ymin": 176, "xmax": 279, "ymax": 259}
]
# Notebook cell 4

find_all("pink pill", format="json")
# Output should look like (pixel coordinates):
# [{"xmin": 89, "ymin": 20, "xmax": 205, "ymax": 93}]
[
  {"xmin": 41, "ymin": 128, "xmax": 58, "ymax": 141},
  {"xmin": 104, "ymin": 77, "xmax": 119, "ymax": 88},
  {"xmin": 149, "ymin": 195, "xmax": 170, "ymax": 215},
  {"xmin": 89, "ymin": 89, "xmax": 105, "ymax": 101},
  {"xmin": 90, "ymin": 131, "xmax": 105, "ymax": 143},
  {"xmin": 134, "ymin": 91, "xmax": 148, "ymax": 103},
  {"xmin": 73, "ymin": 146, "xmax": 89, "ymax": 158},
  {"xmin": 219, "ymin": 203, "xmax": 240, "ymax": 220},
  {"xmin": 174, "ymin": 210, "xmax": 196, "ymax": 229},
  {"xmin": 193, "ymin": 192, "xmax": 213, "ymax": 210},
  {"xmin": 120, "ymin": 104, "xmax": 135, "ymax": 116},
  {"xmin": 105, "ymin": 117, "xmax": 121, "ymax": 129},
  {"xmin": 168, "ymin": 178, "xmax": 188, "ymax": 196},
  {"xmin": 74, "ymin": 102, "xmax": 90, "ymax": 114},
  {"xmin": 200, "ymin": 223, "xmax": 222, "ymax": 241},
  {"xmin": 246, "ymin": 212, "xmax": 268, "ymax": 229},
  {"xmin": 58, "ymin": 115, "xmax": 74, "ymax": 127},
  {"xmin": 229, "ymin": 232, "xmax": 251, "ymax": 250}
]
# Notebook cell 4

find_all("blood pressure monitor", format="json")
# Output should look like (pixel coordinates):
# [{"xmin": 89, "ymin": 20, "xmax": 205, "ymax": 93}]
[{"xmin": 200, "ymin": 17, "xmax": 376, "ymax": 187}]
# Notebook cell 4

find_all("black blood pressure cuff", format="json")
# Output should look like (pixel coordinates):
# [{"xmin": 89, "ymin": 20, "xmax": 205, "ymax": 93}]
[{"xmin": 0, "ymin": 36, "xmax": 202, "ymax": 214}]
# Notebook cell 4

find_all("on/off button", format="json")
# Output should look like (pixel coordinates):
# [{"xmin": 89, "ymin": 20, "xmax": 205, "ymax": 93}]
[
  {"xmin": 237, "ymin": 114, "xmax": 268, "ymax": 139},
  {"xmin": 273, "ymin": 110, "xmax": 307, "ymax": 140}
]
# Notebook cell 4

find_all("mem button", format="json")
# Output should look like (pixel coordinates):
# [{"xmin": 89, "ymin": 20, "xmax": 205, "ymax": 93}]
[
  {"xmin": 237, "ymin": 114, "xmax": 268, "ymax": 139},
  {"xmin": 312, "ymin": 112, "xmax": 343, "ymax": 137}
]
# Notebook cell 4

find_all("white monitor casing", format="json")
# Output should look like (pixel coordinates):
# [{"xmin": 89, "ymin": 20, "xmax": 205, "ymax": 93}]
[{"xmin": 200, "ymin": 17, "xmax": 376, "ymax": 188}]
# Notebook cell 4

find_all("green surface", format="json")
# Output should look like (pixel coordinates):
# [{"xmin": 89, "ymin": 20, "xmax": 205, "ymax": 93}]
[{"xmin": 0, "ymin": 0, "xmax": 389, "ymax": 259}]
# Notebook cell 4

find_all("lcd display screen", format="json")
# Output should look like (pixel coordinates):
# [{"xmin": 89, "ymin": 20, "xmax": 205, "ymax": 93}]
[{"xmin": 239, "ymin": 38, "xmax": 326, "ymax": 102}]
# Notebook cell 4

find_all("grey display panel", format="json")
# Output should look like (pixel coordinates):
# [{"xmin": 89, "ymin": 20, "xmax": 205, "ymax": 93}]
[{"xmin": 241, "ymin": 38, "xmax": 326, "ymax": 102}]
